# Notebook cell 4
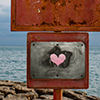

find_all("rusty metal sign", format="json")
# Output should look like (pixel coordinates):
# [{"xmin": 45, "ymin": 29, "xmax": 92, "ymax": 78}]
[
  {"xmin": 11, "ymin": 0, "xmax": 100, "ymax": 31},
  {"xmin": 27, "ymin": 33, "xmax": 89, "ymax": 89}
]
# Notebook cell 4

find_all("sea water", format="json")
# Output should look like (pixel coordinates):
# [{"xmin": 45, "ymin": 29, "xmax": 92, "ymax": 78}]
[{"xmin": 0, "ymin": 46, "xmax": 100, "ymax": 97}]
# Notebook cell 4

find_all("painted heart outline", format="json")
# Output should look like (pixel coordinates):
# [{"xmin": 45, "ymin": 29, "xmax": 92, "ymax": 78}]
[{"xmin": 50, "ymin": 53, "xmax": 66, "ymax": 66}]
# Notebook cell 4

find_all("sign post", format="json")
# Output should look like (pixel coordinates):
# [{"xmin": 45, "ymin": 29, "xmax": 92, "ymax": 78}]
[{"xmin": 54, "ymin": 89, "xmax": 62, "ymax": 100}]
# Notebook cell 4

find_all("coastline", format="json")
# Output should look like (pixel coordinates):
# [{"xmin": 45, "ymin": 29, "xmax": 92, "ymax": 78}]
[{"xmin": 0, "ymin": 80, "xmax": 100, "ymax": 100}]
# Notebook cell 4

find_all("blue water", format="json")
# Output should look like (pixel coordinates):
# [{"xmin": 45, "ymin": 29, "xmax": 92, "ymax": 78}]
[{"xmin": 0, "ymin": 46, "xmax": 100, "ymax": 97}]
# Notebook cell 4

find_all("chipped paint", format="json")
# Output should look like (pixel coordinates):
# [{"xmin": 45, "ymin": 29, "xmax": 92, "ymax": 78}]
[
  {"xmin": 38, "ymin": 9, "xmax": 41, "ymax": 13},
  {"xmin": 31, "ymin": 0, "xmax": 40, "ymax": 5}
]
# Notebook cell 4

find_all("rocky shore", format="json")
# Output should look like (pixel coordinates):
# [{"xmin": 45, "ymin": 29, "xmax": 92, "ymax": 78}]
[{"xmin": 0, "ymin": 80, "xmax": 100, "ymax": 100}]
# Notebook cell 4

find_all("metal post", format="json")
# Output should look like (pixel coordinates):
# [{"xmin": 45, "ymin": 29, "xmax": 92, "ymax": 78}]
[{"xmin": 53, "ymin": 89, "xmax": 62, "ymax": 100}]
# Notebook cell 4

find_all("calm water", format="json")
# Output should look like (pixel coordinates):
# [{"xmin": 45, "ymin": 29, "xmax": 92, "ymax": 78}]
[{"xmin": 0, "ymin": 46, "xmax": 100, "ymax": 97}]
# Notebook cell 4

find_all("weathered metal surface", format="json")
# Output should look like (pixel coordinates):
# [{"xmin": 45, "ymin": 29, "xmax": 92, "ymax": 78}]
[
  {"xmin": 27, "ymin": 33, "xmax": 89, "ymax": 89},
  {"xmin": 11, "ymin": 0, "xmax": 100, "ymax": 31},
  {"xmin": 54, "ymin": 89, "xmax": 62, "ymax": 100},
  {"xmin": 31, "ymin": 42, "xmax": 85, "ymax": 79}
]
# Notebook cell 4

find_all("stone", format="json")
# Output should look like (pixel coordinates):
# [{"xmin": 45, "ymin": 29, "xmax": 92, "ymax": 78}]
[
  {"xmin": 40, "ymin": 95, "xmax": 53, "ymax": 99},
  {"xmin": 4, "ymin": 94, "xmax": 28, "ymax": 100},
  {"xmin": 35, "ymin": 89, "xmax": 53, "ymax": 95},
  {"xmin": 0, "ymin": 86, "xmax": 15, "ymax": 95},
  {"xmin": 16, "ymin": 92, "xmax": 38, "ymax": 99},
  {"xmin": 73, "ymin": 91, "xmax": 87, "ymax": 95},
  {"xmin": 32, "ymin": 99, "xmax": 51, "ymax": 100},
  {"xmin": 12, "ymin": 81, "xmax": 26, "ymax": 86},
  {"xmin": 0, "ymin": 92, "xmax": 4, "ymax": 96},
  {"xmin": 0, "ymin": 95, "xmax": 4, "ymax": 100},
  {"xmin": 13, "ymin": 84, "xmax": 35, "ymax": 93},
  {"xmin": 84, "ymin": 95, "xmax": 99, "ymax": 100},
  {"xmin": 63, "ymin": 96, "xmax": 74, "ymax": 100},
  {"xmin": 0, "ymin": 81, "xmax": 14, "ymax": 87},
  {"xmin": 63, "ymin": 89, "xmax": 87, "ymax": 100}
]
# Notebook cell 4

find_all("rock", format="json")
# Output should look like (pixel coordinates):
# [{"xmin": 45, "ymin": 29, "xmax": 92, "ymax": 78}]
[
  {"xmin": 0, "ymin": 92, "xmax": 4, "ymax": 96},
  {"xmin": 73, "ymin": 91, "xmax": 87, "ymax": 95},
  {"xmin": 0, "ymin": 86, "xmax": 15, "ymax": 96},
  {"xmin": 32, "ymin": 99, "xmax": 43, "ymax": 100},
  {"xmin": 16, "ymin": 92, "xmax": 38, "ymax": 99},
  {"xmin": 39, "ymin": 95, "xmax": 73, "ymax": 100},
  {"xmin": 12, "ymin": 81, "xmax": 26, "ymax": 86},
  {"xmin": 4, "ymin": 94, "xmax": 28, "ymax": 100},
  {"xmin": 13, "ymin": 84, "xmax": 35, "ymax": 93},
  {"xmin": 40, "ymin": 94, "xmax": 53, "ymax": 99},
  {"xmin": 35, "ymin": 89, "xmax": 53, "ymax": 95},
  {"xmin": 0, "ymin": 81, "xmax": 14, "ymax": 87},
  {"xmin": 84, "ymin": 95, "xmax": 99, "ymax": 100},
  {"xmin": 0, "ymin": 95, "xmax": 4, "ymax": 100},
  {"xmin": 63, "ymin": 89, "xmax": 87, "ymax": 100},
  {"xmin": 63, "ymin": 96, "xmax": 74, "ymax": 100},
  {"xmin": 32, "ymin": 99, "xmax": 51, "ymax": 100}
]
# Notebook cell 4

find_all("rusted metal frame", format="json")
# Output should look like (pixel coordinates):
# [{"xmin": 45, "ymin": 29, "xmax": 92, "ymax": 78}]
[
  {"xmin": 27, "ymin": 33, "xmax": 89, "ymax": 89},
  {"xmin": 11, "ymin": 0, "xmax": 16, "ymax": 31}
]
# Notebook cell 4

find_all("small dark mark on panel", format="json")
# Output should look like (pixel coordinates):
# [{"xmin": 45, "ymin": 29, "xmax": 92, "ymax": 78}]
[
  {"xmin": 50, "ymin": 0, "xmax": 59, "ymax": 4},
  {"xmin": 78, "ymin": 20, "xmax": 86, "ymax": 25},
  {"xmin": 44, "ymin": 29, "xmax": 45, "ymax": 31},
  {"xmin": 13, "ymin": 20, "xmax": 15, "ymax": 22},
  {"xmin": 58, "ymin": 22, "xmax": 61, "ymax": 26},
  {"xmin": 53, "ymin": 20, "xmax": 61, "ymax": 26},
  {"xmin": 79, "ymin": 4, "xmax": 82, "ymax": 6},
  {"xmin": 33, "ymin": 44, "xmax": 35, "ymax": 46},
  {"xmin": 36, "ymin": 24, "xmax": 38, "ymax": 26},
  {"xmin": 69, "ymin": 19, "xmax": 76, "ymax": 25},
  {"xmin": 54, "ymin": 21, "xmax": 57, "ymax": 25},
  {"xmin": 41, "ymin": 6, "xmax": 45, "ymax": 10},
  {"xmin": 68, "ymin": 1, "xmax": 71, "ymax": 3},
  {"xmin": 41, "ymin": 21, "xmax": 50, "ymax": 25},
  {"xmin": 78, "ymin": 50, "xmax": 82, "ymax": 55},
  {"xmin": 50, "ymin": 23, "xmax": 54, "ymax": 26},
  {"xmin": 32, "ymin": 24, "xmax": 34, "ymax": 26},
  {"xmin": 56, "ymin": 75, "xmax": 59, "ymax": 77},
  {"xmin": 56, "ymin": 44, "xmax": 59, "ymax": 46},
  {"xmin": 74, "ymin": 4, "xmax": 78, "ymax": 10},
  {"xmin": 33, "ymin": 74, "xmax": 35, "ymax": 77},
  {"xmin": 81, "ymin": 75, "xmax": 83, "ymax": 77},
  {"xmin": 43, "ymin": 0, "xmax": 49, "ymax": 2},
  {"xmin": 61, "ymin": 0, "xmax": 66, "ymax": 6}
]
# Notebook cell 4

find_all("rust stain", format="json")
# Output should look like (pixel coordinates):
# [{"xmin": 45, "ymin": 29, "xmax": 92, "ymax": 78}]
[
  {"xmin": 25, "ymin": 0, "xmax": 30, "ymax": 5},
  {"xmin": 69, "ymin": 19, "xmax": 87, "ymax": 25},
  {"xmin": 50, "ymin": 0, "xmax": 59, "ymax": 4},
  {"xmin": 43, "ymin": 0, "xmax": 49, "ymax": 2},
  {"xmin": 61, "ymin": 0, "xmax": 66, "ymax": 6}
]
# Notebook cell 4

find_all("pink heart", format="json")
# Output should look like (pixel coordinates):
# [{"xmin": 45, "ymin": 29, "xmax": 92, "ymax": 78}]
[{"xmin": 50, "ymin": 54, "xmax": 66, "ymax": 66}]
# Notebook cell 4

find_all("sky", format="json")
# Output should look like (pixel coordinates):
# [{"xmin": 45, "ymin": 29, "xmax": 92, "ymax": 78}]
[{"xmin": 0, "ymin": 0, "xmax": 100, "ymax": 46}]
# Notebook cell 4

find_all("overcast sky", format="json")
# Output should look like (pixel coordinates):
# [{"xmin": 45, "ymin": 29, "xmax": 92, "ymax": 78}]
[{"xmin": 0, "ymin": 0, "xmax": 100, "ymax": 46}]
